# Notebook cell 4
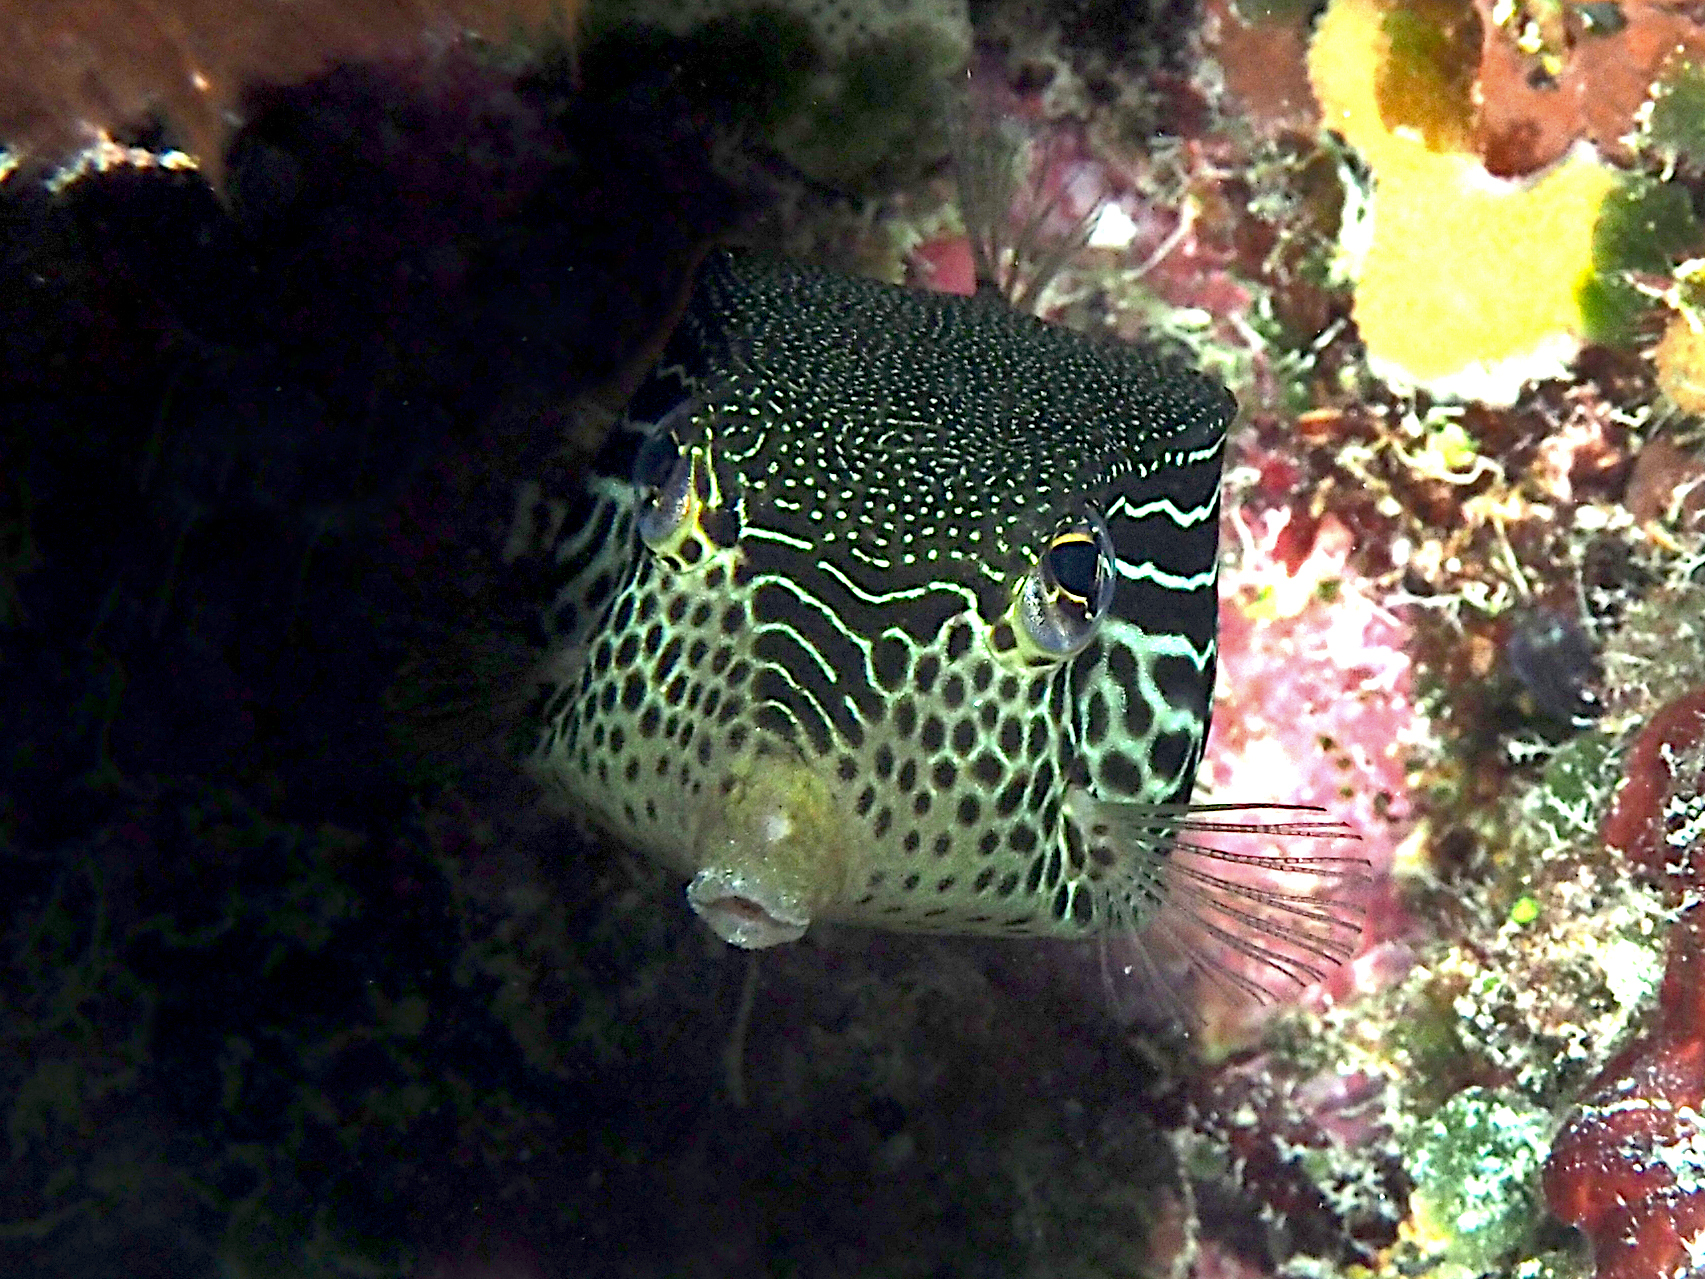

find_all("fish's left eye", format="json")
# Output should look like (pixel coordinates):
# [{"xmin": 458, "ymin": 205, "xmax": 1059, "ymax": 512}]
[
  {"xmin": 1046, "ymin": 533, "xmax": 1104, "ymax": 603},
  {"xmin": 1016, "ymin": 510, "xmax": 1116, "ymax": 659}
]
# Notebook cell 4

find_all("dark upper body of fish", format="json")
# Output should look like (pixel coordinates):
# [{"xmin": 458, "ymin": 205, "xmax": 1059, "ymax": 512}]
[{"xmin": 520, "ymin": 248, "xmax": 1357, "ymax": 994}]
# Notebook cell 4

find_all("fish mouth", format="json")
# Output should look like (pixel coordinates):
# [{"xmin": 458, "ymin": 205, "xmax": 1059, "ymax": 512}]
[{"xmin": 686, "ymin": 869, "xmax": 811, "ymax": 948}]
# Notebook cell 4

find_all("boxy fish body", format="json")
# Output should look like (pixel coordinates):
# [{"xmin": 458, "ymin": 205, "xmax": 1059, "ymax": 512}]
[{"xmin": 522, "ymin": 249, "xmax": 1356, "ymax": 993}]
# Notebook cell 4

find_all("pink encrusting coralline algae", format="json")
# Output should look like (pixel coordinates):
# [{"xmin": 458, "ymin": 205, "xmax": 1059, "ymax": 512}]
[
  {"xmin": 1210, "ymin": 504, "xmax": 1416, "ymax": 883},
  {"xmin": 1182, "ymin": 498, "xmax": 1421, "ymax": 1040}
]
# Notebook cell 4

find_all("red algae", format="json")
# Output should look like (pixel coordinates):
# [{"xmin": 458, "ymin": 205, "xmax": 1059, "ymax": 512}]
[
  {"xmin": 1189, "ymin": 1055, "xmax": 1405, "ymax": 1262},
  {"xmin": 1198, "ymin": 0, "xmax": 1320, "ymax": 140},
  {"xmin": 1546, "ymin": 908, "xmax": 1705, "ymax": 1279},
  {"xmin": 1601, "ymin": 687, "xmax": 1705, "ymax": 885},
  {"xmin": 907, "ymin": 234, "xmax": 977, "ymax": 296},
  {"xmin": 1320, "ymin": 0, "xmax": 1705, "ymax": 179},
  {"xmin": 1470, "ymin": 0, "xmax": 1705, "ymax": 177},
  {"xmin": 1208, "ymin": 509, "xmax": 1415, "ymax": 888},
  {"xmin": 1548, "ymin": 690, "xmax": 1705, "ymax": 1276},
  {"xmin": 1624, "ymin": 436, "xmax": 1705, "ymax": 533}
]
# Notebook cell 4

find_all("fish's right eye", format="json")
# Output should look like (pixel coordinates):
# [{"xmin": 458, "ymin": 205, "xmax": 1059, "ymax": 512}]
[
  {"xmin": 633, "ymin": 422, "xmax": 682, "ymax": 489},
  {"xmin": 634, "ymin": 428, "xmax": 696, "ymax": 552}
]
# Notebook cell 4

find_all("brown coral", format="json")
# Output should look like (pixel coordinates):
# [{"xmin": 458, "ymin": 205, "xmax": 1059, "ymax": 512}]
[
  {"xmin": 1, "ymin": 0, "xmax": 581, "ymax": 184},
  {"xmin": 1470, "ymin": 0, "xmax": 1705, "ymax": 178}
]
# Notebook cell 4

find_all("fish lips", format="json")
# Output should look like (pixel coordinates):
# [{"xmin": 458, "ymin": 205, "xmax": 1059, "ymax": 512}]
[{"xmin": 686, "ymin": 868, "xmax": 811, "ymax": 948}]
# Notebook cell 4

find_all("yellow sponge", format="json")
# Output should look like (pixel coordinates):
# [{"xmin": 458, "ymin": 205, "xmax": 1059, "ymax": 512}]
[{"xmin": 1308, "ymin": 0, "xmax": 1619, "ymax": 404}]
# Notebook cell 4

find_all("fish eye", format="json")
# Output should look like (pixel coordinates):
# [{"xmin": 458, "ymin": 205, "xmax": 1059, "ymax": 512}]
[
  {"xmin": 1015, "ymin": 510, "xmax": 1116, "ymax": 659},
  {"xmin": 1046, "ymin": 534, "xmax": 1103, "ymax": 603},
  {"xmin": 633, "ymin": 421, "xmax": 683, "ymax": 490},
  {"xmin": 633, "ymin": 404, "xmax": 714, "ymax": 557},
  {"xmin": 634, "ymin": 430, "xmax": 692, "ymax": 547}
]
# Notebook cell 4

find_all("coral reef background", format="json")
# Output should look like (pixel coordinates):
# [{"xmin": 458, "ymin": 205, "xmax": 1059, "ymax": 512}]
[{"xmin": 4, "ymin": 0, "xmax": 1705, "ymax": 1277}]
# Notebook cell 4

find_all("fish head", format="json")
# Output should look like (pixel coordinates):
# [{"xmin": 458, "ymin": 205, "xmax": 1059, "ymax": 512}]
[{"xmin": 530, "ymin": 249, "xmax": 1235, "ymax": 947}]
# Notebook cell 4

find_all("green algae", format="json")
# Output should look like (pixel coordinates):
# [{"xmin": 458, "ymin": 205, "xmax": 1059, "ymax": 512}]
[
  {"xmin": 582, "ymin": 8, "xmax": 823, "ymax": 132},
  {"xmin": 1643, "ymin": 59, "xmax": 1705, "ymax": 169},
  {"xmin": 0, "ymin": 783, "xmax": 663, "ymax": 1277},
  {"xmin": 1523, "ymin": 731, "xmax": 1619, "ymax": 848},
  {"xmin": 1405, "ymin": 1087, "xmax": 1553, "ymax": 1276},
  {"xmin": 1376, "ymin": 1, "xmax": 1480, "ymax": 152},
  {"xmin": 583, "ymin": 0, "xmax": 964, "ymax": 190},
  {"xmin": 1507, "ymin": 895, "xmax": 1540, "ymax": 926},
  {"xmin": 1579, "ymin": 175, "xmax": 1703, "ymax": 346},
  {"xmin": 780, "ymin": 31, "xmax": 959, "ymax": 188}
]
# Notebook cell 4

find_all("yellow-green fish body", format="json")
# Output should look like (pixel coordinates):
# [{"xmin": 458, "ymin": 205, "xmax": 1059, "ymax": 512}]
[{"xmin": 524, "ymin": 249, "xmax": 1352, "ymax": 984}]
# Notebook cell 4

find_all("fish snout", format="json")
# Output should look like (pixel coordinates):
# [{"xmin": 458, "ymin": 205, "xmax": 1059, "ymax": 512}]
[{"xmin": 686, "ymin": 750, "xmax": 847, "ymax": 949}]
